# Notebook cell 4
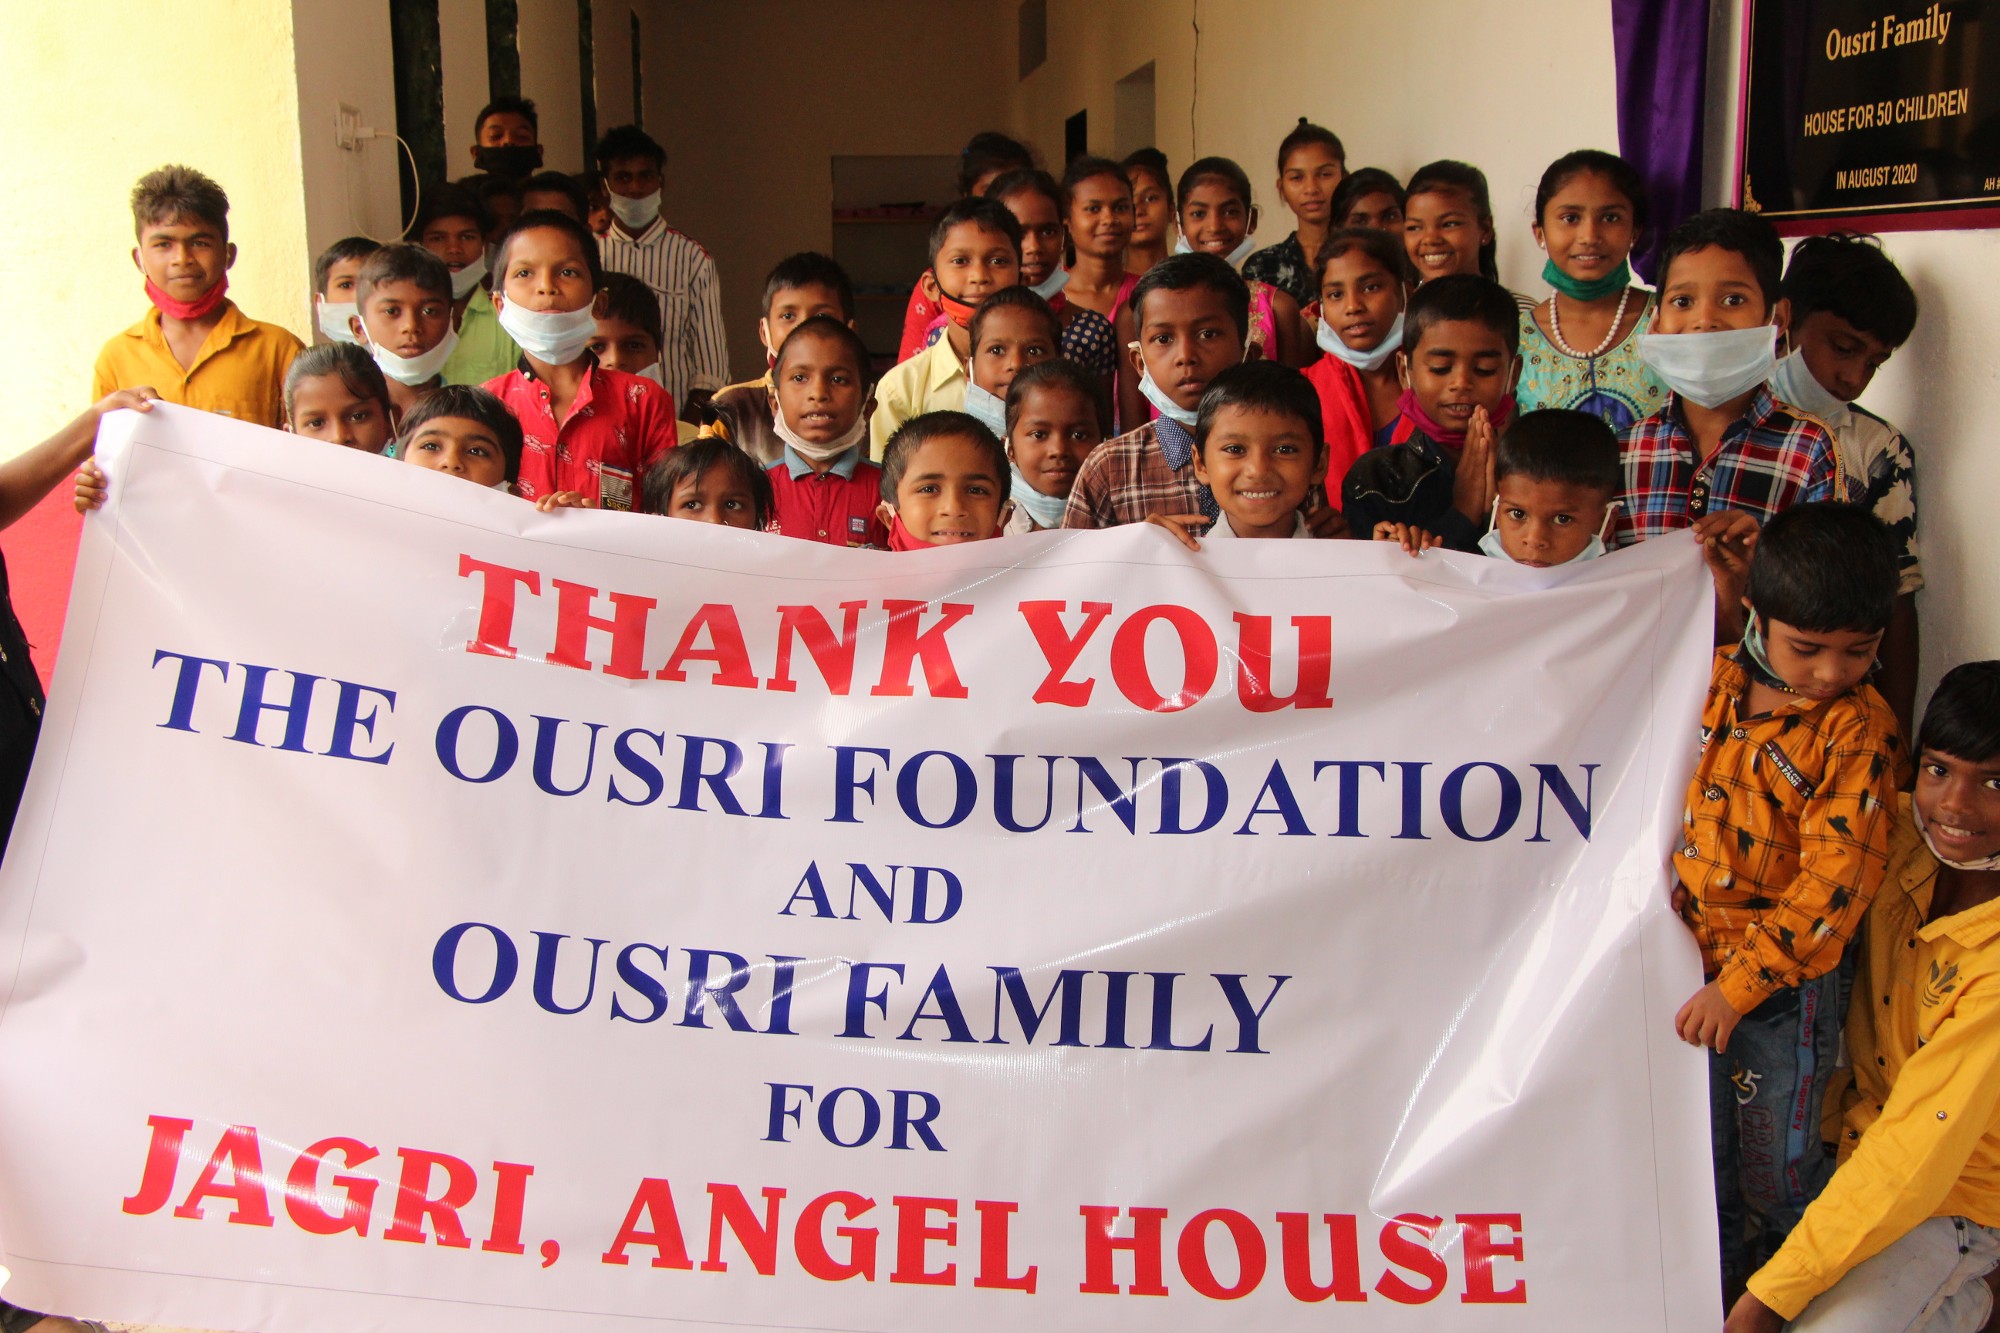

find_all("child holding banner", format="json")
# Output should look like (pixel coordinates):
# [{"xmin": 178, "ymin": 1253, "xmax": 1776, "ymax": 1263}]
[
  {"xmin": 1001, "ymin": 359, "xmax": 1108, "ymax": 534},
  {"xmin": 763, "ymin": 317, "xmax": 887, "ymax": 549},
  {"xmin": 1673, "ymin": 502, "xmax": 1904, "ymax": 1299},
  {"xmin": 1730, "ymin": 661, "xmax": 2000, "ymax": 1333},
  {"xmin": 1146, "ymin": 360, "xmax": 1325, "ymax": 546},
  {"xmin": 639, "ymin": 438, "xmax": 771, "ymax": 529},
  {"xmin": 877, "ymin": 411, "xmax": 1010, "ymax": 547}
]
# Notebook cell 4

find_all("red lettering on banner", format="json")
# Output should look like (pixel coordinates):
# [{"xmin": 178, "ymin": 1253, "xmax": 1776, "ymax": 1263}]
[
  {"xmin": 972, "ymin": 1199, "xmax": 1038, "ymax": 1293},
  {"xmin": 122, "ymin": 1114, "xmax": 195, "ymax": 1217},
  {"xmin": 871, "ymin": 601, "xmax": 973, "ymax": 699},
  {"xmin": 548, "ymin": 579, "xmax": 656, "ymax": 679},
  {"xmin": 700, "ymin": 1183, "xmax": 786, "ymax": 1274},
  {"xmin": 1459, "ymin": 1212, "xmax": 1527, "ymax": 1303},
  {"xmin": 283, "ymin": 1136, "xmax": 379, "ymax": 1236},
  {"xmin": 1109, "ymin": 606, "xmax": 1218, "ymax": 712},
  {"xmin": 1234, "ymin": 614, "xmax": 1334, "ymax": 712},
  {"xmin": 768, "ymin": 603, "xmax": 867, "ymax": 693},
  {"xmin": 382, "ymin": 1148, "xmax": 479, "ymax": 1248},
  {"xmin": 1178, "ymin": 1207, "xmax": 1266, "ymax": 1299},
  {"xmin": 458, "ymin": 556, "xmax": 540, "ymax": 657},
  {"xmin": 656, "ymin": 606, "xmax": 760, "ymax": 689},
  {"xmin": 1018, "ymin": 600, "xmax": 1113, "ymax": 706},
  {"xmin": 600, "ymin": 1178, "xmax": 693, "ymax": 1269},
  {"xmin": 1078, "ymin": 1205, "xmax": 1170, "ymax": 1295},
  {"xmin": 1276, "ymin": 1211, "xmax": 1367, "ymax": 1301},
  {"xmin": 1375, "ymin": 1212, "xmax": 1448, "ymax": 1303},
  {"xmin": 171, "ymin": 1123, "xmax": 273, "ymax": 1226},
  {"xmin": 482, "ymin": 1161, "xmax": 535, "ymax": 1255},
  {"xmin": 794, "ymin": 1190, "xmax": 877, "ymax": 1280},
  {"xmin": 889, "ymin": 1195, "xmax": 957, "ymax": 1286}
]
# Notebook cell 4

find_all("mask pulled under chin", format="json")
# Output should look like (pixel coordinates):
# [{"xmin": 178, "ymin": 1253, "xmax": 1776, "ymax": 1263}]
[
  {"xmin": 772, "ymin": 406, "xmax": 867, "ymax": 464},
  {"xmin": 1915, "ymin": 809, "xmax": 2000, "ymax": 872},
  {"xmin": 609, "ymin": 190, "xmax": 662, "ymax": 231},
  {"xmin": 496, "ymin": 300, "xmax": 597, "ymax": 365},
  {"xmin": 1030, "ymin": 267, "xmax": 1071, "ymax": 300},
  {"xmin": 1315, "ymin": 306, "xmax": 1404, "ymax": 372},
  {"xmin": 1172, "ymin": 231, "xmax": 1258, "ymax": 270},
  {"xmin": 450, "ymin": 254, "xmax": 489, "ymax": 300},
  {"xmin": 1009, "ymin": 464, "xmax": 1069, "ymax": 528},
  {"xmin": 1771, "ymin": 346, "xmax": 1852, "ymax": 432},
  {"xmin": 936, "ymin": 285, "xmax": 981, "ymax": 328},
  {"xmin": 962, "ymin": 382, "xmax": 1007, "ymax": 439},
  {"xmin": 316, "ymin": 299, "xmax": 358, "ymax": 344},
  {"xmin": 1476, "ymin": 497, "xmax": 1618, "ymax": 566},
  {"xmin": 884, "ymin": 511, "xmax": 1003, "ymax": 551},
  {"xmin": 1137, "ymin": 367, "xmax": 1199, "ymax": 428},
  {"xmin": 146, "ymin": 276, "xmax": 228, "ymax": 322},
  {"xmin": 367, "ymin": 325, "xmax": 460, "ymax": 386},
  {"xmin": 1638, "ymin": 322, "xmax": 1779, "ymax": 409}
]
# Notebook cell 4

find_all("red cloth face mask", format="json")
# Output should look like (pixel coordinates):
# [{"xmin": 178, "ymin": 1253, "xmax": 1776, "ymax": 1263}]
[{"xmin": 145, "ymin": 276, "xmax": 229, "ymax": 322}]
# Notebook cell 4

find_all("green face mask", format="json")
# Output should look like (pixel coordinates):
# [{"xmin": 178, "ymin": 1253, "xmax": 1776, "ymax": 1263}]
[{"xmin": 1541, "ymin": 256, "xmax": 1633, "ymax": 303}]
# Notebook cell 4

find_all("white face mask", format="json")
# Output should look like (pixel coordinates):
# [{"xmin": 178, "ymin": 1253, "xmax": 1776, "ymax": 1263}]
[
  {"xmin": 772, "ymin": 402, "xmax": 867, "ymax": 464},
  {"xmin": 496, "ymin": 299, "xmax": 598, "ymax": 365},
  {"xmin": 1137, "ymin": 366, "xmax": 1199, "ymax": 428},
  {"xmin": 1030, "ymin": 267, "xmax": 1070, "ymax": 301},
  {"xmin": 1009, "ymin": 462, "xmax": 1069, "ymax": 528},
  {"xmin": 1315, "ymin": 306, "xmax": 1404, "ymax": 372},
  {"xmin": 963, "ymin": 382, "xmax": 1008, "ymax": 438},
  {"xmin": 1173, "ymin": 231, "xmax": 1258, "ymax": 270},
  {"xmin": 1916, "ymin": 807, "xmax": 2000, "ymax": 872},
  {"xmin": 609, "ymin": 190, "xmax": 662, "ymax": 231},
  {"xmin": 1772, "ymin": 345, "xmax": 1853, "ymax": 434},
  {"xmin": 316, "ymin": 298, "xmax": 358, "ymax": 344},
  {"xmin": 365, "ymin": 324, "xmax": 459, "ymax": 386},
  {"xmin": 449, "ymin": 253, "xmax": 489, "ymax": 301},
  {"xmin": 637, "ymin": 362, "xmax": 665, "ymax": 387},
  {"xmin": 1637, "ymin": 321, "xmax": 1779, "ymax": 409},
  {"xmin": 1476, "ymin": 497, "xmax": 1618, "ymax": 566}
]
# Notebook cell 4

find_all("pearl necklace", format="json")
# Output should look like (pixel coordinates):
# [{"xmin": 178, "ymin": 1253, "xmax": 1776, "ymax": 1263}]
[{"xmin": 1548, "ymin": 284, "xmax": 1633, "ymax": 360}]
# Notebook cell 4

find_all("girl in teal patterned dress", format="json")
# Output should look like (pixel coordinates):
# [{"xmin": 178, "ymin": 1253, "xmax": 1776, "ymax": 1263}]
[{"xmin": 1516, "ymin": 150, "xmax": 1667, "ymax": 431}]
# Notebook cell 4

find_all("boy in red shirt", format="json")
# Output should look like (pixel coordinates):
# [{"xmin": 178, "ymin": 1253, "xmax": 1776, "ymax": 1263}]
[
  {"xmin": 482, "ymin": 210, "xmax": 677, "ymax": 510},
  {"xmin": 764, "ymin": 317, "xmax": 886, "ymax": 548}
]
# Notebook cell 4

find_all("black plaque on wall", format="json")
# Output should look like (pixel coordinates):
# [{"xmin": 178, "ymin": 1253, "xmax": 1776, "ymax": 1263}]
[{"xmin": 1740, "ymin": 0, "xmax": 2000, "ymax": 229}]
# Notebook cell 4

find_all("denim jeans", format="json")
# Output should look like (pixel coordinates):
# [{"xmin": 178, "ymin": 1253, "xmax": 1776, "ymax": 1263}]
[{"xmin": 1709, "ymin": 966, "xmax": 1848, "ymax": 1288}]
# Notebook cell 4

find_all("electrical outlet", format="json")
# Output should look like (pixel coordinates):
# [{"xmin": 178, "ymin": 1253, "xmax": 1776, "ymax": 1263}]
[{"xmin": 335, "ymin": 103, "xmax": 362, "ymax": 152}]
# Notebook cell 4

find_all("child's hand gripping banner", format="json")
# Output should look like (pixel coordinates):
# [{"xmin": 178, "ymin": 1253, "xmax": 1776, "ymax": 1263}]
[{"xmin": 0, "ymin": 403, "xmax": 1720, "ymax": 1329}]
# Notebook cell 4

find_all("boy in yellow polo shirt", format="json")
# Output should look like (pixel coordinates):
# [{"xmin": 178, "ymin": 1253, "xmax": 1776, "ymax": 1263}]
[
  {"xmin": 1731, "ymin": 662, "xmax": 2000, "ymax": 1331},
  {"xmin": 92, "ymin": 165, "xmax": 302, "ymax": 427}
]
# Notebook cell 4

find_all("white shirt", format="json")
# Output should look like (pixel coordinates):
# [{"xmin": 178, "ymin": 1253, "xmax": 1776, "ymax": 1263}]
[
  {"xmin": 597, "ymin": 217, "xmax": 729, "ymax": 409},
  {"xmin": 1206, "ymin": 511, "xmax": 1311, "ymax": 539}
]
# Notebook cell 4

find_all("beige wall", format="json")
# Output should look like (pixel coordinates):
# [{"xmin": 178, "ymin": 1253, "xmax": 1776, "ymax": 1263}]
[
  {"xmin": 440, "ymin": 0, "xmax": 494, "ymax": 176},
  {"xmin": 292, "ymin": 0, "xmax": 405, "ymax": 271},
  {"xmin": 643, "ymin": 0, "xmax": 1012, "ymax": 382},
  {"xmin": 520, "ymin": 0, "xmax": 587, "ymax": 172},
  {"xmin": 0, "ymin": 0, "xmax": 313, "ymax": 448},
  {"xmin": 1007, "ymin": 0, "xmax": 1619, "ymax": 296}
]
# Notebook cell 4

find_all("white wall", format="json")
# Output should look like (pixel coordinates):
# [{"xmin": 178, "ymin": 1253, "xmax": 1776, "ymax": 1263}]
[
  {"xmin": 1006, "ymin": 0, "xmax": 1620, "ymax": 298},
  {"xmin": 520, "ymin": 0, "xmax": 586, "ymax": 172},
  {"xmin": 1704, "ymin": 0, "xmax": 2000, "ymax": 699},
  {"xmin": 439, "ymin": 0, "xmax": 492, "ymax": 177},
  {"xmin": 292, "ymin": 0, "xmax": 405, "ymax": 270}
]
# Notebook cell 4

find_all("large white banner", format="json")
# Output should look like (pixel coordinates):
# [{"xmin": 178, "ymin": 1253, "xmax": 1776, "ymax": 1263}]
[{"xmin": 0, "ymin": 404, "xmax": 1718, "ymax": 1329}]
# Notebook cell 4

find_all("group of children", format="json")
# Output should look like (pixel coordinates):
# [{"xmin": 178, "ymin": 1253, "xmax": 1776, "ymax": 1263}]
[{"xmin": 29, "ymin": 111, "xmax": 2000, "ymax": 1332}]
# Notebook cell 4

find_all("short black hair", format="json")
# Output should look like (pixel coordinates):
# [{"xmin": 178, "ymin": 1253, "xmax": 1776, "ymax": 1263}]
[
  {"xmin": 1659, "ymin": 208, "xmax": 1784, "ymax": 309},
  {"xmin": 1330, "ymin": 167, "xmax": 1405, "ymax": 228},
  {"xmin": 1132, "ymin": 252, "xmax": 1251, "ymax": 340},
  {"xmin": 283, "ymin": 343, "xmax": 392, "ymax": 424},
  {"xmin": 986, "ymin": 167, "xmax": 1064, "ymax": 218},
  {"xmin": 355, "ymin": 242, "xmax": 452, "ymax": 307},
  {"xmin": 600, "ymin": 272, "xmax": 662, "ymax": 346},
  {"xmin": 1005, "ymin": 358, "xmax": 1112, "ymax": 437},
  {"xmin": 1534, "ymin": 149, "xmax": 1649, "ymax": 232},
  {"xmin": 1277, "ymin": 118, "xmax": 1345, "ymax": 173},
  {"xmin": 1747, "ymin": 502, "xmax": 1899, "ymax": 634},
  {"xmin": 968, "ymin": 285, "xmax": 1060, "ymax": 349},
  {"xmin": 1917, "ymin": 662, "xmax": 2000, "ymax": 764},
  {"xmin": 397, "ymin": 385, "xmax": 525, "ymax": 484},
  {"xmin": 1121, "ymin": 147, "xmax": 1171, "ymax": 196},
  {"xmin": 520, "ymin": 170, "xmax": 588, "ymax": 220},
  {"xmin": 410, "ymin": 182, "xmax": 489, "ymax": 240},
  {"xmin": 1495, "ymin": 409, "xmax": 1620, "ymax": 495},
  {"xmin": 594, "ymin": 124, "xmax": 666, "ymax": 172},
  {"xmin": 313, "ymin": 236, "xmax": 383, "ymax": 295},
  {"xmin": 640, "ymin": 438, "xmax": 773, "ymax": 527},
  {"xmin": 1194, "ymin": 361, "xmax": 1323, "ymax": 459},
  {"xmin": 1314, "ymin": 225, "xmax": 1408, "ymax": 289},
  {"xmin": 1406, "ymin": 160, "xmax": 1499, "ymax": 281},
  {"xmin": 131, "ymin": 164, "xmax": 230, "ymax": 239},
  {"xmin": 762, "ymin": 252, "xmax": 854, "ymax": 321},
  {"xmin": 495, "ymin": 208, "xmax": 605, "ymax": 288},
  {"xmin": 774, "ymin": 315, "xmax": 874, "ymax": 391},
  {"xmin": 1060, "ymin": 155, "xmax": 1132, "ymax": 213},
  {"xmin": 958, "ymin": 132, "xmax": 1034, "ymax": 195},
  {"xmin": 928, "ymin": 196, "xmax": 1023, "ymax": 268},
  {"xmin": 880, "ymin": 411, "xmax": 1009, "ymax": 506},
  {"xmin": 1782, "ymin": 232, "xmax": 1919, "ymax": 349},
  {"xmin": 1176, "ymin": 155, "xmax": 1255, "ymax": 214},
  {"xmin": 475, "ymin": 96, "xmax": 539, "ymax": 138},
  {"xmin": 1405, "ymin": 273, "xmax": 1520, "ymax": 359}
]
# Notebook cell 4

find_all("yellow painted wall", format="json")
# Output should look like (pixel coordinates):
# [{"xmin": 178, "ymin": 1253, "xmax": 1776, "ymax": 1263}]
[{"xmin": 0, "ymin": 0, "xmax": 311, "ymax": 452}]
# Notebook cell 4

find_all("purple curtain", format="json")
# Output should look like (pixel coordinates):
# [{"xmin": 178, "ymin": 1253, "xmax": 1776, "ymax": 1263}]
[{"xmin": 1612, "ymin": 0, "xmax": 1713, "ymax": 282}]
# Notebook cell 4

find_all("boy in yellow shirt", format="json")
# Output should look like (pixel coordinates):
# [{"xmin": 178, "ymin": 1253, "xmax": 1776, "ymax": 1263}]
[
  {"xmin": 1732, "ymin": 662, "xmax": 2000, "ymax": 1331},
  {"xmin": 92, "ymin": 165, "xmax": 302, "ymax": 427}
]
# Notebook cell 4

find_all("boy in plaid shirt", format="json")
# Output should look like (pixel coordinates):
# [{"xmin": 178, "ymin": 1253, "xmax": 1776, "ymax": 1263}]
[
  {"xmin": 1674, "ymin": 503, "xmax": 1904, "ymax": 1299},
  {"xmin": 1618, "ymin": 209, "xmax": 1853, "ymax": 548}
]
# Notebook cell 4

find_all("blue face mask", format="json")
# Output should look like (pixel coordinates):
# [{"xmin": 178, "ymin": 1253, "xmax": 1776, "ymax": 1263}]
[
  {"xmin": 1008, "ymin": 463, "xmax": 1069, "ymax": 528},
  {"xmin": 963, "ymin": 382, "xmax": 1008, "ymax": 439},
  {"xmin": 1476, "ymin": 497, "xmax": 1618, "ymax": 566},
  {"xmin": 1314, "ymin": 307, "xmax": 1404, "ymax": 372},
  {"xmin": 1137, "ymin": 366, "xmax": 1199, "ymax": 428},
  {"xmin": 1030, "ymin": 267, "xmax": 1070, "ymax": 300}
]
